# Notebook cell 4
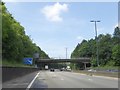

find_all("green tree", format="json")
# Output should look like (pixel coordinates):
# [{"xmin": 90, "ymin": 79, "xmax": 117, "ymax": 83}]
[
  {"xmin": 113, "ymin": 27, "xmax": 120, "ymax": 44},
  {"xmin": 71, "ymin": 27, "xmax": 120, "ymax": 67},
  {"xmin": 2, "ymin": 2, "xmax": 49, "ymax": 64},
  {"xmin": 112, "ymin": 44, "xmax": 120, "ymax": 66},
  {"xmin": 98, "ymin": 34, "xmax": 112, "ymax": 66}
]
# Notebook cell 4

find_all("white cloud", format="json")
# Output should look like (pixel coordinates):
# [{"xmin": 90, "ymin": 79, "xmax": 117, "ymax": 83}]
[{"xmin": 41, "ymin": 2, "xmax": 68, "ymax": 22}]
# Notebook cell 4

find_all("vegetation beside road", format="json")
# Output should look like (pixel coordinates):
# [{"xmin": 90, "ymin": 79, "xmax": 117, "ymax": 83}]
[
  {"xmin": 71, "ymin": 26, "xmax": 120, "ymax": 68},
  {"xmin": 1, "ymin": 2, "xmax": 49, "ymax": 66},
  {"xmin": 73, "ymin": 69, "xmax": 118, "ymax": 78},
  {"xmin": 91, "ymin": 66, "xmax": 118, "ymax": 71}
]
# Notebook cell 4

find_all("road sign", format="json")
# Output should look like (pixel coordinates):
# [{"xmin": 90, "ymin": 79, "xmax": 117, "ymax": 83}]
[{"xmin": 23, "ymin": 58, "xmax": 33, "ymax": 65}]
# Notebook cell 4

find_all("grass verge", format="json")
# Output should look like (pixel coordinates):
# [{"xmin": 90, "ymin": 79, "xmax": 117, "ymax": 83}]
[
  {"xmin": 90, "ymin": 66, "xmax": 119, "ymax": 71},
  {"xmin": 73, "ymin": 69, "xmax": 118, "ymax": 78}
]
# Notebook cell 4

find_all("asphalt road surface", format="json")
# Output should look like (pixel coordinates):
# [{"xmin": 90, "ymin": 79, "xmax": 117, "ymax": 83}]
[{"xmin": 3, "ymin": 70, "xmax": 118, "ymax": 89}]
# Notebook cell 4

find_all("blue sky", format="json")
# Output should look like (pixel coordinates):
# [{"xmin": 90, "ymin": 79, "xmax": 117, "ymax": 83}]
[{"xmin": 3, "ymin": 1, "xmax": 118, "ymax": 59}]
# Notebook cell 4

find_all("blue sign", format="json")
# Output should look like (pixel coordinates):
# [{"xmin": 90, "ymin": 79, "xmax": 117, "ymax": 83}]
[{"xmin": 23, "ymin": 58, "xmax": 33, "ymax": 65}]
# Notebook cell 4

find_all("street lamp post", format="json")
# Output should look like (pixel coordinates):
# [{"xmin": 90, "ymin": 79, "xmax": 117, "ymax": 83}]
[
  {"xmin": 90, "ymin": 20, "xmax": 100, "ymax": 67},
  {"xmin": 65, "ymin": 47, "xmax": 68, "ymax": 68},
  {"xmin": 66, "ymin": 47, "xmax": 68, "ymax": 59}
]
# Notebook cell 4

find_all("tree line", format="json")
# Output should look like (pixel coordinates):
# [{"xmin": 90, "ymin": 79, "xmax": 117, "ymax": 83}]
[
  {"xmin": 71, "ymin": 27, "xmax": 120, "ymax": 67},
  {"xmin": 2, "ymin": 2, "xmax": 49, "ymax": 64}
]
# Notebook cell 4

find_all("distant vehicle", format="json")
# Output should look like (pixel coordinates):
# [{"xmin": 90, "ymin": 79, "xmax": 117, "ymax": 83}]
[
  {"xmin": 66, "ymin": 66, "xmax": 71, "ymax": 71},
  {"xmin": 60, "ymin": 68, "xmax": 62, "ymax": 71},
  {"xmin": 45, "ymin": 65, "xmax": 48, "ymax": 70},
  {"xmin": 60, "ymin": 67, "xmax": 66, "ymax": 71},
  {"xmin": 66, "ymin": 68, "xmax": 71, "ymax": 71},
  {"xmin": 50, "ymin": 68, "xmax": 54, "ymax": 72},
  {"xmin": 60, "ymin": 68, "xmax": 64, "ymax": 71},
  {"xmin": 88, "ymin": 69, "xmax": 96, "ymax": 72}
]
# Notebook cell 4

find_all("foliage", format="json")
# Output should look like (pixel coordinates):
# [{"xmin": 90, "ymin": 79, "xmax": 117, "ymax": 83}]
[
  {"xmin": 2, "ymin": 2, "xmax": 49, "ymax": 65},
  {"xmin": 112, "ymin": 44, "xmax": 120, "ymax": 66},
  {"xmin": 71, "ymin": 26, "xmax": 120, "ymax": 67}
]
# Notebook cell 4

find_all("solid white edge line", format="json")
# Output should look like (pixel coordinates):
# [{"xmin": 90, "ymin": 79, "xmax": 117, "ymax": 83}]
[{"xmin": 26, "ymin": 72, "xmax": 40, "ymax": 90}]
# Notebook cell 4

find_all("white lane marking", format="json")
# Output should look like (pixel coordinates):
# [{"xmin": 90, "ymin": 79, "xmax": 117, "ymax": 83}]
[
  {"xmin": 72, "ymin": 72, "xmax": 87, "ymax": 76},
  {"xmin": 80, "ymin": 74, "xmax": 87, "ymax": 75},
  {"xmin": 26, "ymin": 72, "xmax": 40, "ymax": 90},
  {"xmin": 93, "ymin": 75, "xmax": 118, "ymax": 80},
  {"xmin": 72, "ymin": 72, "xmax": 118, "ymax": 80}
]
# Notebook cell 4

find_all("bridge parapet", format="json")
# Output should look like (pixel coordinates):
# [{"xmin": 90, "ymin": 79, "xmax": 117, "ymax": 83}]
[{"xmin": 36, "ymin": 58, "xmax": 90, "ymax": 63}]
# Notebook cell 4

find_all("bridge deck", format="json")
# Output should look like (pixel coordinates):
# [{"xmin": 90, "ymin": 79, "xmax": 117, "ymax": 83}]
[{"xmin": 36, "ymin": 58, "xmax": 90, "ymax": 63}]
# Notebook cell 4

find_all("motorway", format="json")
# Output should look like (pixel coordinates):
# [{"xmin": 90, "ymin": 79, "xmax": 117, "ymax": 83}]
[{"xmin": 2, "ymin": 70, "xmax": 118, "ymax": 89}]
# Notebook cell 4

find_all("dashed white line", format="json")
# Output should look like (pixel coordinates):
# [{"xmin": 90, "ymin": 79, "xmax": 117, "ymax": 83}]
[
  {"xmin": 26, "ymin": 72, "xmax": 40, "ymax": 90},
  {"xmin": 93, "ymin": 75, "xmax": 118, "ymax": 80},
  {"xmin": 72, "ymin": 72, "xmax": 118, "ymax": 80}
]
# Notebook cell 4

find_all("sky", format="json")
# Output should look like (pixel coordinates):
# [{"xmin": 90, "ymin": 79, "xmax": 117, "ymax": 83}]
[{"xmin": 2, "ymin": 0, "xmax": 118, "ymax": 59}]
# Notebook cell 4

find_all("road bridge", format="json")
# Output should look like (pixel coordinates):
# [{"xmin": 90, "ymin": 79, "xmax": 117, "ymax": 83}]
[
  {"xmin": 36, "ymin": 58, "xmax": 90, "ymax": 63},
  {"xmin": 35, "ymin": 58, "xmax": 91, "ymax": 70}
]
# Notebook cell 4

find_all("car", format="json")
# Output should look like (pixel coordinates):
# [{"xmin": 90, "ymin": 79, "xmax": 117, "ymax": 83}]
[
  {"xmin": 88, "ymin": 69, "xmax": 96, "ymax": 72},
  {"xmin": 60, "ymin": 68, "xmax": 65, "ymax": 71},
  {"xmin": 60, "ymin": 68, "xmax": 63, "ymax": 71},
  {"xmin": 60, "ymin": 67, "xmax": 66, "ymax": 71},
  {"xmin": 66, "ymin": 68, "xmax": 71, "ymax": 72},
  {"xmin": 50, "ymin": 68, "xmax": 55, "ymax": 72}
]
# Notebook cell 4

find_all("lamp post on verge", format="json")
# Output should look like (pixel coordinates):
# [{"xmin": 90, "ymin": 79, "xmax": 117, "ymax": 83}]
[
  {"xmin": 65, "ymin": 47, "xmax": 68, "ymax": 59},
  {"xmin": 65, "ymin": 47, "xmax": 68, "ymax": 69},
  {"xmin": 90, "ymin": 20, "xmax": 100, "ymax": 67}
]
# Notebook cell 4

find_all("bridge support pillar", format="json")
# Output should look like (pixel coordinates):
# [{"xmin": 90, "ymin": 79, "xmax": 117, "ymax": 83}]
[{"xmin": 84, "ymin": 62, "xmax": 87, "ymax": 70}]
